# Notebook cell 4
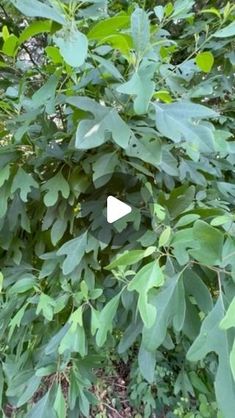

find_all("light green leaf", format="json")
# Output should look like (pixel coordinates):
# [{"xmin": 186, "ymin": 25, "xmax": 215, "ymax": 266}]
[
  {"xmin": 128, "ymin": 261, "xmax": 164, "ymax": 293},
  {"xmin": 187, "ymin": 298, "xmax": 235, "ymax": 418},
  {"xmin": 0, "ymin": 272, "xmax": 3, "ymax": 293},
  {"xmin": 131, "ymin": 7, "xmax": 150, "ymax": 58},
  {"xmin": 117, "ymin": 62, "xmax": 156, "ymax": 114},
  {"xmin": 2, "ymin": 34, "xmax": 18, "ymax": 57},
  {"xmin": 230, "ymin": 340, "xmax": 235, "ymax": 383},
  {"xmin": 53, "ymin": 27, "xmax": 88, "ymax": 68},
  {"xmin": 59, "ymin": 323, "xmax": 86, "ymax": 356},
  {"xmin": 36, "ymin": 365, "xmax": 57, "ymax": 377},
  {"xmin": 42, "ymin": 172, "xmax": 70, "ymax": 207},
  {"xmin": 67, "ymin": 97, "xmax": 131, "ymax": 149},
  {"xmin": 196, "ymin": 51, "xmax": 214, "ymax": 73},
  {"xmin": 189, "ymin": 220, "xmax": 224, "ymax": 266},
  {"xmin": 57, "ymin": 232, "xmax": 87, "ymax": 275},
  {"xmin": 96, "ymin": 293, "xmax": 121, "ymax": 347},
  {"xmin": 105, "ymin": 250, "xmax": 147, "ymax": 269},
  {"xmin": 214, "ymin": 21, "xmax": 235, "ymax": 38},
  {"xmin": 88, "ymin": 15, "xmax": 130, "ymax": 40},
  {"xmin": 159, "ymin": 226, "xmax": 172, "ymax": 247},
  {"xmin": 19, "ymin": 20, "xmax": 52, "ymax": 44},
  {"xmin": 154, "ymin": 101, "xmax": 217, "ymax": 151},
  {"xmin": 201, "ymin": 8, "xmax": 221, "ymax": 19},
  {"xmin": 211, "ymin": 214, "xmax": 232, "ymax": 226},
  {"xmin": 11, "ymin": 0, "xmax": 66, "ymax": 25},
  {"xmin": 36, "ymin": 293, "xmax": 56, "ymax": 321},
  {"xmin": 175, "ymin": 214, "xmax": 200, "ymax": 228},
  {"xmin": 0, "ymin": 164, "xmax": 10, "ymax": 187},
  {"xmin": 11, "ymin": 168, "xmax": 38, "ymax": 202},
  {"xmin": 98, "ymin": 34, "xmax": 132, "ymax": 57},
  {"xmin": 154, "ymin": 6, "xmax": 164, "ymax": 22},
  {"xmin": 69, "ymin": 306, "xmax": 83, "ymax": 331},
  {"xmin": 9, "ymin": 303, "xmax": 28, "ymax": 339},
  {"xmin": 53, "ymin": 383, "xmax": 66, "ymax": 418},
  {"xmin": 220, "ymin": 297, "xmax": 235, "ymax": 330}
]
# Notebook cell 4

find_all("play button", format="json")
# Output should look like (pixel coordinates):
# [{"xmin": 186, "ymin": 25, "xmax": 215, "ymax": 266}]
[
  {"xmin": 107, "ymin": 196, "xmax": 132, "ymax": 224},
  {"xmin": 79, "ymin": 172, "xmax": 153, "ymax": 246}
]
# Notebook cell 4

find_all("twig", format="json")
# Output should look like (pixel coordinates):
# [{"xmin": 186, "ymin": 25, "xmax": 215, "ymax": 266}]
[{"xmin": 102, "ymin": 402, "xmax": 123, "ymax": 418}]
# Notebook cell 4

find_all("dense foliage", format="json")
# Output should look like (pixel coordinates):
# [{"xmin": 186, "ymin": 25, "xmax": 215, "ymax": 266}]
[{"xmin": 0, "ymin": 0, "xmax": 235, "ymax": 417}]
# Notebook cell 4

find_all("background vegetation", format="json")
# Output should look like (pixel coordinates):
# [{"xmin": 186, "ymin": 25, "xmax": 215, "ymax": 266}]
[{"xmin": 0, "ymin": 0, "xmax": 235, "ymax": 417}]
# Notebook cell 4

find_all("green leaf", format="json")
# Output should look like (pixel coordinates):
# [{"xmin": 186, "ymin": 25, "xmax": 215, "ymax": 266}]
[
  {"xmin": 116, "ymin": 62, "xmax": 156, "ymax": 114},
  {"xmin": 201, "ymin": 8, "xmax": 221, "ymax": 19},
  {"xmin": 142, "ymin": 274, "xmax": 184, "ymax": 350},
  {"xmin": 189, "ymin": 220, "xmax": 224, "ymax": 266},
  {"xmin": 51, "ymin": 218, "xmax": 67, "ymax": 246},
  {"xmin": 128, "ymin": 261, "xmax": 164, "ymax": 328},
  {"xmin": 26, "ymin": 390, "xmax": 55, "ymax": 418},
  {"xmin": 31, "ymin": 74, "xmax": 58, "ymax": 111},
  {"xmin": 105, "ymin": 249, "xmax": 147, "ymax": 269},
  {"xmin": 125, "ymin": 134, "xmax": 162, "ymax": 167},
  {"xmin": 171, "ymin": 0, "xmax": 195, "ymax": 19},
  {"xmin": 88, "ymin": 15, "xmax": 130, "ymax": 40},
  {"xmin": 196, "ymin": 51, "xmax": 214, "ymax": 73},
  {"xmin": 11, "ymin": 0, "xmax": 66, "ymax": 25},
  {"xmin": 92, "ymin": 54, "xmax": 123, "ymax": 80},
  {"xmin": 57, "ymin": 232, "xmax": 87, "ymax": 275},
  {"xmin": 11, "ymin": 168, "xmax": 38, "ymax": 202},
  {"xmin": 154, "ymin": 101, "xmax": 218, "ymax": 154},
  {"xmin": 98, "ymin": 34, "xmax": 132, "ymax": 57},
  {"xmin": 96, "ymin": 293, "xmax": 121, "ymax": 347},
  {"xmin": 9, "ymin": 276, "xmax": 37, "ymax": 294},
  {"xmin": 42, "ymin": 172, "xmax": 70, "ymax": 207},
  {"xmin": 92, "ymin": 152, "xmax": 119, "ymax": 186},
  {"xmin": 128, "ymin": 261, "xmax": 164, "ymax": 293},
  {"xmin": 131, "ymin": 7, "xmax": 150, "ymax": 58},
  {"xmin": 53, "ymin": 27, "xmax": 88, "ymax": 68},
  {"xmin": 138, "ymin": 345, "xmax": 156, "ymax": 383},
  {"xmin": 214, "ymin": 21, "xmax": 235, "ymax": 38},
  {"xmin": 19, "ymin": 20, "xmax": 52, "ymax": 44},
  {"xmin": 67, "ymin": 97, "xmax": 131, "ymax": 149},
  {"xmin": 0, "ymin": 164, "xmax": 10, "ymax": 187},
  {"xmin": 0, "ymin": 363, "xmax": 3, "ymax": 407},
  {"xmin": 53, "ymin": 383, "xmax": 66, "ymax": 418},
  {"xmin": 187, "ymin": 298, "xmax": 235, "ymax": 418}
]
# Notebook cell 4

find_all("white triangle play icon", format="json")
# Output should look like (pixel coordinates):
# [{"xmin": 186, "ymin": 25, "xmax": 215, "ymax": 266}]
[{"xmin": 107, "ymin": 196, "xmax": 132, "ymax": 224}]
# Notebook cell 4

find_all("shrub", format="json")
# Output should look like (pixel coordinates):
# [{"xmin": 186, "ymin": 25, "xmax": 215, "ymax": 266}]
[{"xmin": 0, "ymin": 1, "xmax": 235, "ymax": 417}]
